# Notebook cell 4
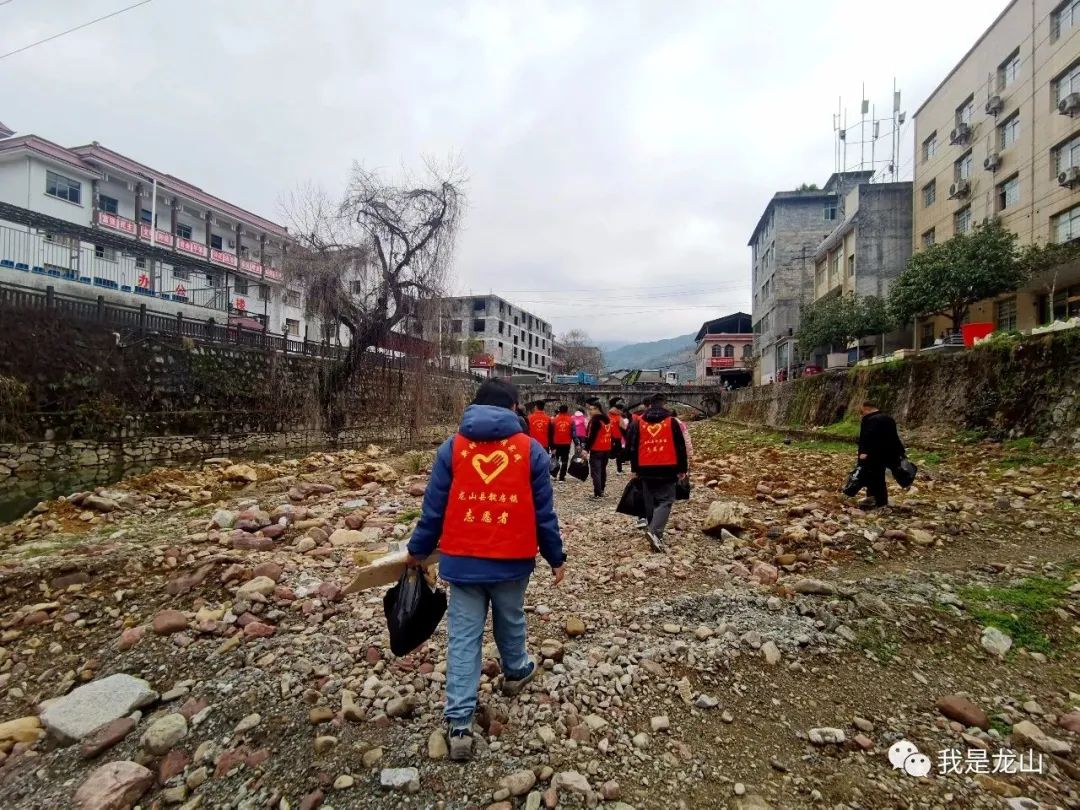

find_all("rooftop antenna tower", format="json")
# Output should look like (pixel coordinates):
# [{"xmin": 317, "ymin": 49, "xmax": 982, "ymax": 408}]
[{"xmin": 831, "ymin": 79, "xmax": 906, "ymax": 181}]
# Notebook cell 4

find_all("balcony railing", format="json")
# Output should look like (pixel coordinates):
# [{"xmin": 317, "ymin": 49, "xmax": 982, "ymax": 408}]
[{"xmin": 94, "ymin": 210, "xmax": 282, "ymax": 281}]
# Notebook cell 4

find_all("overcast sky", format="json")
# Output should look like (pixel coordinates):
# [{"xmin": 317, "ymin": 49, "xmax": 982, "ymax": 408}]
[{"xmin": 1, "ymin": 0, "xmax": 1005, "ymax": 342}]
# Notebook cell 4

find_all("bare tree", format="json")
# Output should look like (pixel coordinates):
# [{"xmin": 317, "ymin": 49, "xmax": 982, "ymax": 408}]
[
  {"xmin": 283, "ymin": 163, "xmax": 466, "ymax": 431},
  {"xmin": 554, "ymin": 329, "xmax": 603, "ymax": 375}
]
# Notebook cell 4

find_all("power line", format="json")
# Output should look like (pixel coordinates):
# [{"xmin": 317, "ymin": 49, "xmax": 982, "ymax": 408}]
[{"xmin": 0, "ymin": 0, "xmax": 154, "ymax": 62}]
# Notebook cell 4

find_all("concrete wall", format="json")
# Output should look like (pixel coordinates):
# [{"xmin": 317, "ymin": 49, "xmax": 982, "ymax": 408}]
[{"xmin": 0, "ymin": 157, "xmax": 96, "ymax": 226}]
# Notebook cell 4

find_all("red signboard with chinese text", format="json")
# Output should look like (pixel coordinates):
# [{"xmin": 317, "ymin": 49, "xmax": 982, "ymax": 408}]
[
  {"xmin": 96, "ymin": 211, "xmax": 137, "ymax": 236},
  {"xmin": 175, "ymin": 237, "xmax": 208, "ymax": 258},
  {"xmin": 210, "ymin": 248, "xmax": 238, "ymax": 268},
  {"xmin": 138, "ymin": 223, "xmax": 173, "ymax": 248},
  {"xmin": 235, "ymin": 298, "xmax": 247, "ymax": 311},
  {"xmin": 469, "ymin": 354, "xmax": 495, "ymax": 369},
  {"xmin": 708, "ymin": 357, "xmax": 735, "ymax": 368},
  {"xmin": 239, "ymin": 258, "xmax": 263, "ymax": 277},
  {"xmin": 175, "ymin": 283, "xmax": 187, "ymax": 298},
  {"xmin": 263, "ymin": 265, "xmax": 283, "ymax": 282}
]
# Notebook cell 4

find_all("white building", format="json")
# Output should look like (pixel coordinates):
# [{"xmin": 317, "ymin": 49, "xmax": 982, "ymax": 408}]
[
  {"xmin": 437, "ymin": 294, "xmax": 553, "ymax": 379},
  {"xmin": 0, "ymin": 123, "xmax": 322, "ymax": 340}
]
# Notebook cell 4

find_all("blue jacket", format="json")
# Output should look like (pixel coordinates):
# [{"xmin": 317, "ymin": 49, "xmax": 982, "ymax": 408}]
[{"xmin": 407, "ymin": 404, "xmax": 565, "ymax": 584}]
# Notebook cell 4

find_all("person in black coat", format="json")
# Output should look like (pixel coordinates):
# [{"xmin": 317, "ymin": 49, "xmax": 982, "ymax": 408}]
[
  {"xmin": 856, "ymin": 401, "xmax": 905, "ymax": 508},
  {"xmin": 625, "ymin": 394, "xmax": 689, "ymax": 552}
]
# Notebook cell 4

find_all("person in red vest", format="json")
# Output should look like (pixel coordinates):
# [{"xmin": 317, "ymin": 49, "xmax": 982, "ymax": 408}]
[
  {"xmin": 608, "ymin": 399, "xmax": 627, "ymax": 474},
  {"xmin": 582, "ymin": 397, "xmax": 612, "ymax": 497},
  {"xmin": 528, "ymin": 401, "xmax": 552, "ymax": 451},
  {"xmin": 625, "ymin": 393, "xmax": 688, "ymax": 552},
  {"xmin": 405, "ymin": 379, "xmax": 566, "ymax": 761},
  {"xmin": 550, "ymin": 404, "xmax": 574, "ymax": 482}
]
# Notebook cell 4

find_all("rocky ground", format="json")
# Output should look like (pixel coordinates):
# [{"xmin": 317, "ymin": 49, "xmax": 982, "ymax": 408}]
[{"xmin": 0, "ymin": 422, "xmax": 1076, "ymax": 810}]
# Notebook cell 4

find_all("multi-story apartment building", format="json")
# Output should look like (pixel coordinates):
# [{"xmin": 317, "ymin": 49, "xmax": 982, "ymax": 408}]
[
  {"xmin": 808, "ymin": 181, "xmax": 914, "ymax": 366},
  {"xmin": 437, "ymin": 294, "xmax": 553, "ymax": 379},
  {"xmin": 0, "ymin": 124, "xmax": 323, "ymax": 341},
  {"xmin": 912, "ymin": 0, "xmax": 1080, "ymax": 345},
  {"xmin": 693, "ymin": 312, "xmax": 754, "ymax": 387},
  {"xmin": 748, "ymin": 171, "xmax": 873, "ymax": 384}
]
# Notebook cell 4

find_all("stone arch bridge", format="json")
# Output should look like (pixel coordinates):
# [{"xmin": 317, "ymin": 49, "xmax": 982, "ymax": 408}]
[{"xmin": 517, "ymin": 384, "xmax": 725, "ymax": 417}]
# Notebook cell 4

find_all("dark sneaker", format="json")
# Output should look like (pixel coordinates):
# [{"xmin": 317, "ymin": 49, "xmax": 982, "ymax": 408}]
[
  {"xmin": 501, "ymin": 661, "xmax": 537, "ymax": 697},
  {"xmin": 635, "ymin": 518, "xmax": 648, "ymax": 529},
  {"xmin": 647, "ymin": 531, "xmax": 665, "ymax": 553},
  {"xmin": 448, "ymin": 727, "xmax": 474, "ymax": 761}
]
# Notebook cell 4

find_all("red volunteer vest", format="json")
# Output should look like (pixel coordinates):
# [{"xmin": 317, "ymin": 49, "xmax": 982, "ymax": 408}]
[
  {"xmin": 632, "ymin": 412, "xmax": 643, "ymax": 425},
  {"xmin": 592, "ymin": 419, "xmax": 613, "ymax": 452},
  {"xmin": 552, "ymin": 414, "xmax": 573, "ymax": 445},
  {"xmin": 442, "ymin": 433, "xmax": 538, "ymax": 558},
  {"xmin": 637, "ymin": 417, "xmax": 678, "ymax": 467},
  {"xmin": 528, "ymin": 412, "xmax": 551, "ymax": 447},
  {"xmin": 608, "ymin": 409, "xmax": 623, "ymax": 441}
]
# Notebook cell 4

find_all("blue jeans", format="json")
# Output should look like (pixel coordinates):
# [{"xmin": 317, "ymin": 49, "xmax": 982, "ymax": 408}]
[{"xmin": 445, "ymin": 577, "xmax": 531, "ymax": 729}]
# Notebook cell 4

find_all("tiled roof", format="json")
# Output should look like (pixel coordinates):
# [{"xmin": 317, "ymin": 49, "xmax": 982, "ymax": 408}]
[{"xmin": 0, "ymin": 135, "xmax": 100, "ymax": 176}]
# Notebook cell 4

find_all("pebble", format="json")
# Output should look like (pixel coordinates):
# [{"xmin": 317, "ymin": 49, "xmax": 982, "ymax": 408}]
[
  {"xmin": 427, "ymin": 729, "xmax": 448, "ymax": 760},
  {"xmin": 140, "ymin": 713, "xmax": 188, "ymax": 755},
  {"xmin": 233, "ymin": 713, "xmax": 261, "ymax": 734},
  {"xmin": 380, "ymin": 767, "xmax": 420, "ymax": 792},
  {"xmin": 650, "ymin": 715, "xmax": 670, "ymax": 733},
  {"xmin": 333, "ymin": 774, "xmax": 354, "ymax": 790},
  {"xmin": 565, "ymin": 616, "xmax": 586, "ymax": 637},
  {"xmin": 808, "ymin": 727, "xmax": 846, "ymax": 745}
]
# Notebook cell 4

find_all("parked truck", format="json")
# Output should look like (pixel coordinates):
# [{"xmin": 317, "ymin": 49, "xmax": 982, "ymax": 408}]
[{"xmin": 553, "ymin": 371, "xmax": 598, "ymax": 385}]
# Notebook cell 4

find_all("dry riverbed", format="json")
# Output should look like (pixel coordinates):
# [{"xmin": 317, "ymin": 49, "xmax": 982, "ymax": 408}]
[{"xmin": 0, "ymin": 422, "xmax": 1076, "ymax": 809}]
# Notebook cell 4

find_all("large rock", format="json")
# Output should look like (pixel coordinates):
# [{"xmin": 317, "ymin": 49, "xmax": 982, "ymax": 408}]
[
  {"xmin": 342, "ymin": 462, "xmax": 399, "ymax": 486},
  {"xmin": 328, "ymin": 527, "xmax": 382, "ymax": 547},
  {"xmin": 702, "ymin": 501, "xmax": 747, "ymax": 537},
  {"xmin": 935, "ymin": 695, "xmax": 989, "ymax": 730},
  {"xmin": 0, "ymin": 715, "xmax": 42, "ymax": 743},
  {"xmin": 553, "ymin": 770, "xmax": 592, "ymax": 797},
  {"xmin": 223, "ymin": 464, "xmax": 258, "ymax": 483},
  {"xmin": 40, "ymin": 674, "xmax": 157, "ymax": 744},
  {"xmin": 210, "ymin": 509, "xmax": 236, "ymax": 529},
  {"xmin": 793, "ymin": 578, "xmax": 837, "ymax": 596},
  {"xmin": 73, "ymin": 761, "xmax": 154, "ymax": 810},
  {"xmin": 980, "ymin": 626, "xmax": 1013, "ymax": 658},
  {"xmin": 237, "ymin": 576, "xmax": 277, "ymax": 597},
  {"xmin": 501, "ymin": 769, "xmax": 537, "ymax": 796},
  {"xmin": 380, "ymin": 767, "xmax": 419, "ymax": 792},
  {"xmin": 140, "ymin": 713, "xmax": 188, "ymax": 755},
  {"xmin": 84, "ymin": 495, "xmax": 120, "ymax": 513},
  {"xmin": 1012, "ymin": 720, "xmax": 1072, "ymax": 755}
]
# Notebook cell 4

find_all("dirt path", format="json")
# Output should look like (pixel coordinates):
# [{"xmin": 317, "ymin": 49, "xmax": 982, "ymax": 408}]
[{"xmin": 0, "ymin": 424, "xmax": 1075, "ymax": 809}]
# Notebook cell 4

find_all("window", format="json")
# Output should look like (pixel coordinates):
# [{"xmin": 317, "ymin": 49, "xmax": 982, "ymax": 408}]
[
  {"xmin": 234, "ymin": 278, "xmax": 249, "ymax": 295},
  {"xmin": 955, "ymin": 95, "xmax": 974, "ymax": 127},
  {"xmin": 472, "ymin": 298, "xmax": 486, "ymax": 312},
  {"xmin": 45, "ymin": 170, "xmax": 81, "ymax": 204},
  {"xmin": 723, "ymin": 344, "xmax": 734, "ymax": 358},
  {"xmin": 922, "ymin": 132, "xmax": 938, "ymax": 162},
  {"xmin": 172, "ymin": 267, "xmax": 189, "ymax": 281},
  {"xmin": 923, "ymin": 180, "xmax": 936, "ymax": 207},
  {"xmin": 998, "ymin": 115, "xmax": 1020, "ymax": 150},
  {"xmin": 1053, "ymin": 204, "xmax": 1080, "ymax": 242},
  {"xmin": 922, "ymin": 228, "xmax": 936, "ymax": 247},
  {"xmin": 94, "ymin": 244, "xmax": 116, "ymax": 261},
  {"xmin": 285, "ymin": 288, "xmax": 301, "ymax": 308},
  {"xmin": 140, "ymin": 209, "xmax": 153, "ymax": 225},
  {"xmin": 1055, "ymin": 61, "xmax": 1080, "ymax": 103},
  {"xmin": 920, "ymin": 321, "xmax": 935, "ymax": 346},
  {"xmin": 997, "ymin": 175, "xmax": 1020, "ymax": 210},
  {"xmin": 955, "ymin": 151, "xmax": 973, "ymax": 181},
  {"xmin": 996, "ymin": 297, "xmax": 1017, "ymax": 331},
  {"xmin": 954, "ymin": 206, "xmax": 972, "ymax": 234},
  {"xmin": 258, "ymin": 284, "xmax": 270, "ymax": 302},
  {"xmin": 1053, "ymin": 0, "xmax": 1080, "ymax": 40},
  {"xmin": 135, "ymin": 256, "xmax": 146, "ymax": 269},
  {"xmin": 742, "ymin": 343, "xmax": 752, "ymax": 358},
  {"xmin": 847, "ymin": 254, "xmax": 855, "ymax": 277},
  {"xmin": 175, "ymin": 223, "xmax": 193, "ymax": 240},
  {"xmin": 285, "ymin": 318, "xmax": 300, "ymax": 337},
  {"xmin": 98, "ymin": 195, "xmax": 119, "ymax": 214},
  {"xmin": 450, "ymin": 319, "xmax": 462, "ymax": 333},
  {"xmin": 513, "ymin": 347, "xmax": 518, "ymax": 359},
  {"xmin": 1054, "ymin": 133, "xmax": 1080, "ymax": 173},
  {"xmin": 350, "ymin": 280, "xmax": 366, "ymax": 296},
  {"xmin": 472, "ymin": 319, "xmax": 485, "ymax": 332},
  {"xmin": 998, "ymin": 50, "xmax": 1020, "ymax": 89},
  {"xmin": 711, "ymin": 344, "xmax": 723, "ymax": 357},
  {"xmin": 210, "ymin": 234, "xmax": 223, "ymax": 250},
  {"xmin": 824, "ymin": 203, "xmax": 837, "ymax": 221},
  {"xmin": 498, "ymin": 321, "xmax": 504, "ymax": 334}
]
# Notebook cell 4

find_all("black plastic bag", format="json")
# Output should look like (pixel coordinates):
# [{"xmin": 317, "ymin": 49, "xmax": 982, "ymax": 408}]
[
  {"xmin": 549, "ymin": 454, "xmax": 559, "ymax": 477},
  {"xmin": 383, "ymin": 569, "xmax": 447, "ymax": 657},
  {"xmin": 616, "ymin": 478, "xmax": 646, "ymax": 518},
  {"xmin": 842, "ymin": 464, "xmax": 864, "ymax": 497},
  {"xmin": 893, "ymin": 457, "xmax": 918, "ymax": 489},
  {"xmin": 675, "ymin": 478, "xmax": 692, "ymax": 501},
  {"xmin": 567, "ymin": 455, "xmax": 589, "ymax": 482}
]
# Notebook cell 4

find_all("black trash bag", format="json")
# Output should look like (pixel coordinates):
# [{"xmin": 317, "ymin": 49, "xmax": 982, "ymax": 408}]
[
  {"xmin": 567, "ymin": 454, "xmax": 589, "ymax": 482},
  {"xmin": 675, "ymin": 478, "xmax": 692, "ymax": 501},
  {"xmin": 893, "ymin": 457, "xmax": 918, "ymax": 489},
  {"xmin": 549, "ymin": 454, "xmax": 559, "ymax": 477},
  {"xmin": 842, "ymin": 464, "xmax": 865, "ymax": 497},
  {"xmin": 616, "ymin": 478, "xmax": 646, "ymax": 518},
  {"xmin": 383, "ymin": 569, "xmax": 447, "ymax": 657}
]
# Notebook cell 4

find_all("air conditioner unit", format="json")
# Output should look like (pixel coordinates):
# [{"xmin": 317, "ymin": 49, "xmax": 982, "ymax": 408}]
[
  {"xmin": 1059, "ymin": 93, "xmax": 1080, "ymax": 115},
  {"xmin": 1058, "ymin": 166, "xmax": 1080, "ymax": 187},
  {"xmin": 984, "ymin": 153, "xmax": 1001, "ymax": 171},
  {"xmin": 949, "ymin": 179, "xmax": 971, "ymax": 198},
  {"xmin": 949, "ymin": 123, "xmax": 972, "ymax": 144},
  {"xmin": 985, "ymin": 95, "xmax": 1004, "ymax": 116}
]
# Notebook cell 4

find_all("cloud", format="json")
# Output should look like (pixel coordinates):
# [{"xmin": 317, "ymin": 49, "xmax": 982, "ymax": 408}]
[{"xmin": 0, "ymin": 0, "xmax": 1005, "ymax": 340}]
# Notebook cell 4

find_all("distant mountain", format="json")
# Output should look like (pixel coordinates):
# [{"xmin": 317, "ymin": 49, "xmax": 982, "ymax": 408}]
[
  {"xmin": 594, "ymin": 339, "xmax": 629, "ymax": 354},
  {"xmin": 602, "ymin": 332, "xmax": 698, "ymax": 380}
]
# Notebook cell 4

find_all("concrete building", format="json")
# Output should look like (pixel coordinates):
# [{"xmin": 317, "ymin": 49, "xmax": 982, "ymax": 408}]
[
  {"xmin": 808, "ymin": 181, "xmax": 914, "ymax": 366},
  {"xmin": 912, "ymin": 0, "xmax": 1080, "ymax": 345},
  {"xmin": 693, "ymin": 312, "xmax": 754, "ymax": 387},
  {"xmin": 748, "ymin": 171, "xmax": 873, "ymax": 383},
  {"xmin": 436, "ymin": 294, "xmax": 553, "ymax": 379},
  {"xmin": 0, "ymin": 125, "xmax": 314, "ymax": 339}
]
